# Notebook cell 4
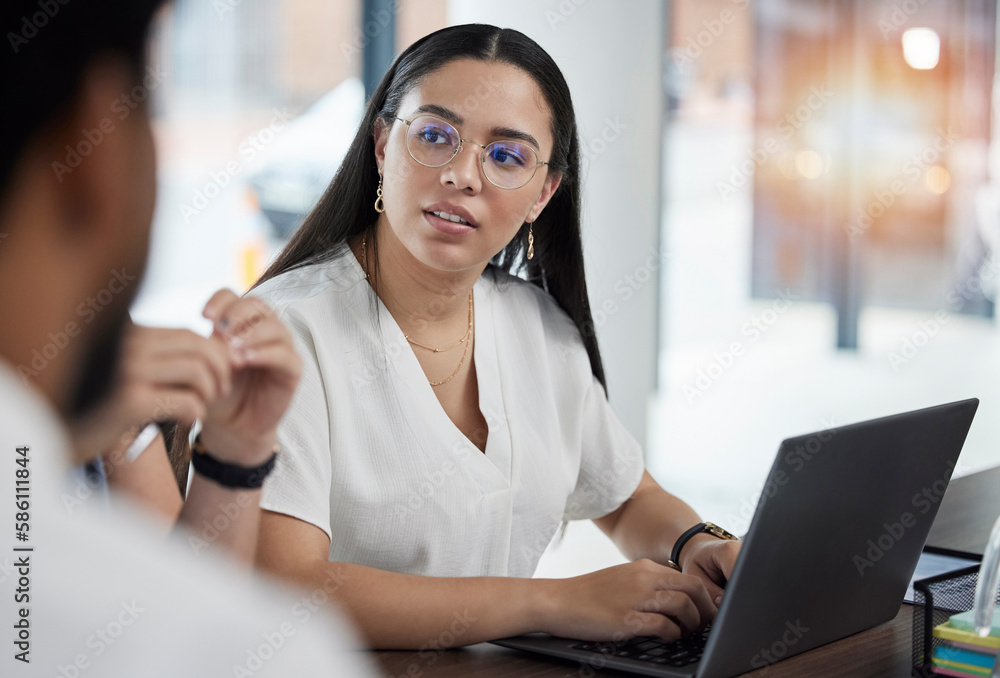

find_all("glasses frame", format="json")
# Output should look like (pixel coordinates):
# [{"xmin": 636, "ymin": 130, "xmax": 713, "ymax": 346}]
[{"xmin": 395, "ymin": 115, "xmax": 549, "ymax": 190}]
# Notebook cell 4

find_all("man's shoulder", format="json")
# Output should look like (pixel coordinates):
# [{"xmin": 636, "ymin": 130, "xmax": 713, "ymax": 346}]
[{"xmin": 35, "ymin": 500, "xmax": 373, "ymax": 676}]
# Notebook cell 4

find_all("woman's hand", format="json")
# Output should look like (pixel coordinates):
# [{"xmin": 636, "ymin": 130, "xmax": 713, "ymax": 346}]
[
  {"xmin": 198, "ymin": 290, "xmax": 302, "ymax": 465},
  {"xmin": 539, "ymin": 559, "xmax": 717, "ymax": 642},
  {"xmin": 678, "ymin": 535, "xmax": 742, "ymax": 605}
]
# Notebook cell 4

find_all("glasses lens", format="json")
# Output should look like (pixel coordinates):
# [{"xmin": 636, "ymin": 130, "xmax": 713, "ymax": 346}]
[
  {"xmin": 483, "ymin": 141, "xmax": 536, "ymax": 189},
  {"xmin": 406, "ymin": 116, "xmax": 459, "ymax": 167}
]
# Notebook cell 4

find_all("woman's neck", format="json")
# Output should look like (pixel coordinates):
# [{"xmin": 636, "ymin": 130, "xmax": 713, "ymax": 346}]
[{"xmin": 354, "ymin": 222, "xmax": 483, "ymax": 338}]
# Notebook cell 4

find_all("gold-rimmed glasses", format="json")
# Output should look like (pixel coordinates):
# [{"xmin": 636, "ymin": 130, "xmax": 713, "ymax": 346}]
[{"xmin": 395, "ymin": 114, "xmax": 549, "ymax": 190}]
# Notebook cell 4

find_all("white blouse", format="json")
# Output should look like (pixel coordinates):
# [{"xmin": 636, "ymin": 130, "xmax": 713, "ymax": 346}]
[{"xmin": 254, "ymin": 243, "xmax": 645, "ymax": 578}]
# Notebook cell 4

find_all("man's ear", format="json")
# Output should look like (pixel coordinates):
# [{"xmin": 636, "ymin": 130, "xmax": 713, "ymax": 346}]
[
  {"xmin": 526, "ymin": 172, "xmax": 563, "ymax": 223},
  {"xmin": 44, "ymin": 55, "xmax": 155, "ymax": 265}
]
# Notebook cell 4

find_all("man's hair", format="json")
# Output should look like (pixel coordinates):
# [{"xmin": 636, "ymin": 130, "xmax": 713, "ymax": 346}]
[{"xmin": 0, "ymin": 0, "xmax": 165, "ymax": 194}]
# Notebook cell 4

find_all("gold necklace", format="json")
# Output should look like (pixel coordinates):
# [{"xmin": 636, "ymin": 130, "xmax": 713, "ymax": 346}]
[
  {"xmin": 426, "ymin": 300, "xmax": 473, "ymax": 387},
  {"xmin": 360, "ymin": 235, "xmax": 475, "ymax": 387},
  {"xmin": 405, "ymin": 292, "xmax": 473, "ymax": 352}
]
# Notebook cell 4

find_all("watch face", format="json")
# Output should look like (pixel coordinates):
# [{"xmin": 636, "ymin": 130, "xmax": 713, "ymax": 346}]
[{"xmin": 705, "ymin": 522, "xmax": 739, "ymax": 541}]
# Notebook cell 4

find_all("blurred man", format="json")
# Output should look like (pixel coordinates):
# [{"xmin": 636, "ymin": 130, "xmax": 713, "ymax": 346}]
[{"xmin": 0, "ymin": 2, "xmax": 373, "ymax": 675}]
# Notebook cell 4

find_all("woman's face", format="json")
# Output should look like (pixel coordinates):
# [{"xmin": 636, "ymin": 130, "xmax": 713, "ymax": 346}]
[{"xmin": 374, "ymin": 58, "xmax": 562, "ymax": 274}]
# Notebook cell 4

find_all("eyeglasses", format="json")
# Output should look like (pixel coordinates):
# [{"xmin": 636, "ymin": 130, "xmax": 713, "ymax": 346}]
[{"xmin": 395, "ymin": 114, "xmax": 549, "ymax": 190}]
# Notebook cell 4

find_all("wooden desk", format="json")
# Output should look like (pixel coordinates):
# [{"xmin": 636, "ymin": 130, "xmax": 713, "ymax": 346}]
[{"xmin": 375, "ymin": 466, "xmax": 1000, "ymax": 678}]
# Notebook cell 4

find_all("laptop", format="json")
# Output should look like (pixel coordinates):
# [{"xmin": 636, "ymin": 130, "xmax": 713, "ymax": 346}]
[{"xmin": 492, "ymin": 398, "xmax": 979, "ymax": 677}]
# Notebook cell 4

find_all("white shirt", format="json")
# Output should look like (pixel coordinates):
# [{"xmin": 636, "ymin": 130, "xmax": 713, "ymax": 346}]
[
  {"xmin": 0, "ymin": 360, "xmax": 375, "ymax": 677},
  {"xmin": 254, "ymin": 243, "xmax": 645, "ymax": 578}
]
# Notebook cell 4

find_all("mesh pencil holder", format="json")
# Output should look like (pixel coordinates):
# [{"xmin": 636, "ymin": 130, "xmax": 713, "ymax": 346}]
[{"xmin": 912, "ymin": 563, "xmax": 1000, "ymax": 676}]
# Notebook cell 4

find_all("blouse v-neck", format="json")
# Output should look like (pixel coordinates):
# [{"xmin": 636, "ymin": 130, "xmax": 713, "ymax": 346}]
[{"xmin": 343, "ymin": 247, "xmax": 513, "ymax": 486}]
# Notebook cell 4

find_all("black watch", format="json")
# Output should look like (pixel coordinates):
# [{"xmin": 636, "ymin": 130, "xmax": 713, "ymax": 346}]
[
  {"xmin": 666, "ymin": 522, "xmax": 739, "ymax": 571},
  {"xmin": 190, "ymin": 434, "xmax": 279, "ymax": 489}
]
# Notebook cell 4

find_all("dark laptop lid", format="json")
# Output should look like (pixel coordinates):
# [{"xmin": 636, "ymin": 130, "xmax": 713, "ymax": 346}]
[{"xmin": 698, "ymin": 398, "xmax": 978, "ymax": 678}]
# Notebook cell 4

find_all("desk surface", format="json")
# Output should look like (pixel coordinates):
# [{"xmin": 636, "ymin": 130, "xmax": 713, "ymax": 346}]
[{"xmin": 374, "ymin": 465, "xmax": 1000, "ymax": 678}]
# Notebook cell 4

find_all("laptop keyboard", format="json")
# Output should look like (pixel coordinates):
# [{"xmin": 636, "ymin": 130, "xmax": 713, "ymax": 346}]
[{"xmin": 569, "ymin": 627, "xmax": 711, "ymax": 667}]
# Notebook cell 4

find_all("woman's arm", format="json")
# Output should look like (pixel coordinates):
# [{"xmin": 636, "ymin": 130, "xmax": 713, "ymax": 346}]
[
  {"xmin": 176, "ymin": 430, "xmax": 272, "ymax": 564},
  {"xmin": 101, "ymin": 422, "xmax": 270, "ymax": 564},
  {"xmin": 177, "ymin": 290, "xmax": 301, "ymax": 565},
  {"xmin": 256, "ymin": 510, "xmax": 718, "ymax": 649},
  {"xmin": 593, "ymin": 470, "xmax": 742, "ymax": 603}
]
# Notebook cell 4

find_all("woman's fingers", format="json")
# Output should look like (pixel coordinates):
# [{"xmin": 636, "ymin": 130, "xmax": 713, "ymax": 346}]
[
  {"xmin": 657, "ymin": 571, "xmax": 717, "ymax": 629},
  {"xmin": 202, "ymin": 288, "xmax": 241, "ymax": 326},
  {"xmin": 627, "ymin": 566, "xmax": 714, "ymax": 640},
  {"xmin": 202, "ymin": 289, "xmax": 296, "ymax": 357},
  {"xmin": 233, "ymin": 339, "xmax": 302, "ymax": 382},
  {"xmin": 208, "ymin": 294, "xmax": 275, "ymax": 347},
  {"xmin": 638, "ymin": 589, "xmax": 700, "ymax": 637},
  {"xmin": 629, "ymin": 611, "xmax": 683, "ymax": 643},
  {"xmin": 684, "ymin": 539, "xmax": 742, "ymax": 604},
  {"xmin": 206, "ymin": 295, "xmax": 296, "ymax": 373},
  {"xmin": 227, "ymin": 319, "xmax": 291, "ymax": 367},
  {"xmin": 548, "ymin": 560, "xmax": 717, "ymax": 644}
]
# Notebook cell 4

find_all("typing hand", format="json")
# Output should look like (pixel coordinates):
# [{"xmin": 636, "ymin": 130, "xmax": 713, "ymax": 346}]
[
  {"xmin": 541, "ymin": 559, "xmax": 717, "ymax": 643},
  {"xmin": 678, "ymin": 536, "xmax": 742, "ymax": 605}
]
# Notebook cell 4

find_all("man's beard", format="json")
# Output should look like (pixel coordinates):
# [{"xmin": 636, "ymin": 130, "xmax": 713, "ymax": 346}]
[{"xmin": 65, "ymin": 306, "xmax": 130, "ymax": 421}]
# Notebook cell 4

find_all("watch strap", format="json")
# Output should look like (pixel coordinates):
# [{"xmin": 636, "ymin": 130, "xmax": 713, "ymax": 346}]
[
  {"xmin": 190, "ymin": 434, "xmax": 279, "ymax": 489},
  {"xmin": 668, "ymin": 521, "xmax": 739, "ymax": 570}
]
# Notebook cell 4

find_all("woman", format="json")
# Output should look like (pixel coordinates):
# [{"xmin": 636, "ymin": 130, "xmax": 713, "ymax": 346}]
[{"xmin": 252, "ymin": 24, "xmax": 741, "ymax": 648}]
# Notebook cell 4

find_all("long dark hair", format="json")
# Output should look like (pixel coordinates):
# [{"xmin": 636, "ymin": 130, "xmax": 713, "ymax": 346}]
[{"xmin": 253, "ymin": 24, "xmax": 607, "ymax": 392}]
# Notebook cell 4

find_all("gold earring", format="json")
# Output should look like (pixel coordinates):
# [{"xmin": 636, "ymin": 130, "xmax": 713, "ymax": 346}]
[
  {"xmin": 527, "ymin": 222, "xmax": 534, "ymax": 260},
  {"xmin": 374, "ymin": 174, "xmax": 385, "ymax": 214}
]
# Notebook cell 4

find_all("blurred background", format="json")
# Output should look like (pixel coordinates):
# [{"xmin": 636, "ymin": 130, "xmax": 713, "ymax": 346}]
[{"xmin": 134, "ymin": 0, "xmax": 999, "ymax": 577}]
